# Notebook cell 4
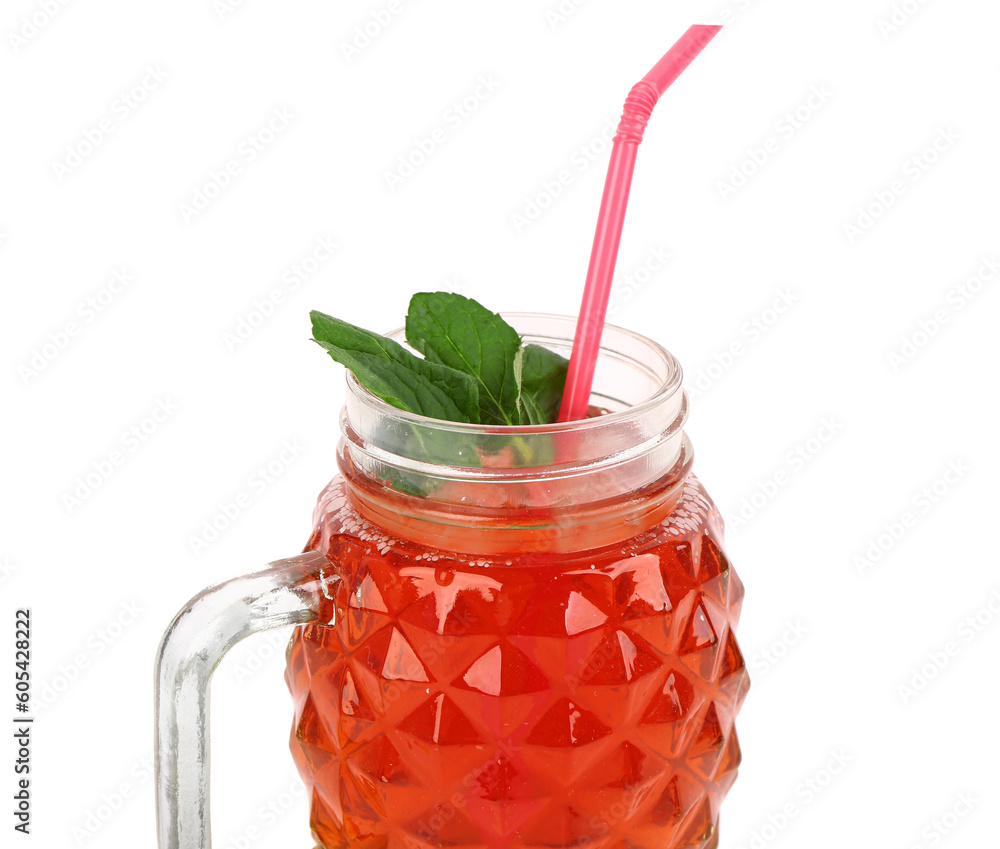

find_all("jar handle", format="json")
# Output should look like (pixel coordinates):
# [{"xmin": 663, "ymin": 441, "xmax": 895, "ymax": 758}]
[{"xmin": 154, "ymin": 551, "xmax": 334, "ymax": 849}]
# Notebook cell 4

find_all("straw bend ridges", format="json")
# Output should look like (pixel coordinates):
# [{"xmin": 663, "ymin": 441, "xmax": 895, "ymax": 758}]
[{"xmin": 614, "ymin": 81, "xmax": 659, "ymax": 145}]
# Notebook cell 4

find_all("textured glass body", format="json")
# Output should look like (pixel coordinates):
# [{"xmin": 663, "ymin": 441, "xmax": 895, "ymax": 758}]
[{"xmin": 285, "ymin": 473, "xmax": 747, "ymax": 849}]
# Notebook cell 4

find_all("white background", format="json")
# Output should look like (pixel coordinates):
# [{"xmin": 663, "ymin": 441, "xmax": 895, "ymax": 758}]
[{"xmin": 2, "ymin": 0, "xmax": 999, "ymax": 847}]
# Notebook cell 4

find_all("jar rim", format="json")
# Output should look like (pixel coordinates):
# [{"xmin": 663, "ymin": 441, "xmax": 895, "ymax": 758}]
[
  {"xmin": 338, "ymin": 312, "xmax": 690, "ymax": 544},
  {"xmin": 344, "ymin": 312, "xmax": 683, "ymax": 433}
]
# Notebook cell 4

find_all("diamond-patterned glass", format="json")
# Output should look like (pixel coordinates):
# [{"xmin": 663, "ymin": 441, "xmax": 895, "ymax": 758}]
[{"xmin": 286, "ymin": 477, "xmax": 747, "ymax": 849}]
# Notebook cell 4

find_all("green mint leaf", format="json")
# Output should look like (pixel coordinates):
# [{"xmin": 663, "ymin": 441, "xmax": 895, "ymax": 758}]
[
  {"xmin": 519, "ymin": 343, "xmax": 569, "ymax": 426},
  {"xmin": 310, "ymin": 310, "xmax": 480, "ymax": 423},
  {"xmin": 380, "ymin": 469, "xmax": 431, "ymax": 498},
  {"xmin": 405, "ymin": 293, "xmax": 523, "ymax": 426}
]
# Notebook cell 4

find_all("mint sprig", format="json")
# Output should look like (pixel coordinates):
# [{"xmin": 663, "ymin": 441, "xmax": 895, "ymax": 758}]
[
  {"xmin": 519, "ymin": 343, "xmax": 570, "ymax": 425},
  {"xmin": 406, "ymin": 292, "xmax": 523, "ymax": 426},
  {"xmin": 311, "ymin": 293, "xmax": 569, "ymax": 427},
  {"xmin": 310, "ymin": 310, "xmax": 481, "ymax": 422}
]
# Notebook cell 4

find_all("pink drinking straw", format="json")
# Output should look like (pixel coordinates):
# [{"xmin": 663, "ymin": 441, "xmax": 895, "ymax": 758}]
[{"xmin": 558, "ymin": 24, "xmax": 722, "ymax": 422}]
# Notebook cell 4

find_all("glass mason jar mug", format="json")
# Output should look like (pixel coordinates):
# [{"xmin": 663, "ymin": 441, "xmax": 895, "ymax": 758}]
[{"xmin": 155, "ymin": 315, "xmax": 749, "ymax": 849}]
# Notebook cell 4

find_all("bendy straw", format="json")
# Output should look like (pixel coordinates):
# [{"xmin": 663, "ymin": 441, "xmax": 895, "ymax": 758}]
[{"xmin": 558, "ymin": 25, "xmax": 722, "ymax": 422}]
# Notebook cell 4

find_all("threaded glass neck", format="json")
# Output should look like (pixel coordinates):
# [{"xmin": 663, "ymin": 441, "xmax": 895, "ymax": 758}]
[{"xmin": 336, "ymin": 314, "xmax": 691, "ymax": 554}]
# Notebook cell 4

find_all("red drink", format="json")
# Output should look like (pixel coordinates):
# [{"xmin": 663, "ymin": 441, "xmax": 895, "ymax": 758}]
[{"xmin": 287, "ymin": 467, "xmax": 746, "ymax": 849}]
